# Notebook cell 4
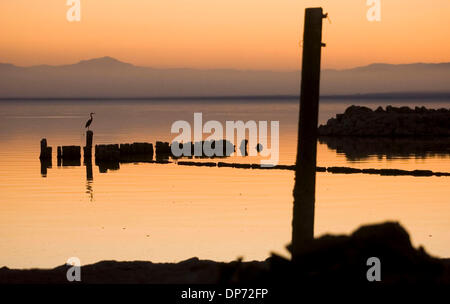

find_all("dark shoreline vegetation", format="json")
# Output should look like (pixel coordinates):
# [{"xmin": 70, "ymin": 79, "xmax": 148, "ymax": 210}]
[{"xmin": 1, "ymin": 222, "xmax": 449, "ymax": 285}]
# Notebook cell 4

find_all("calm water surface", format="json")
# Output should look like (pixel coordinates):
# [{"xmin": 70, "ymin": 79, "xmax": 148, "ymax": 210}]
[{"xmin": 1, "ymin": 99, "xmax": 449, "ymax": 268}]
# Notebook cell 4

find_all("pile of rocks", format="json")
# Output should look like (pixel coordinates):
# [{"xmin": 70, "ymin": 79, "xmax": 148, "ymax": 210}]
[{"xmin": 318, "ymin": 105, "xmax": 450, "ymax": 136}]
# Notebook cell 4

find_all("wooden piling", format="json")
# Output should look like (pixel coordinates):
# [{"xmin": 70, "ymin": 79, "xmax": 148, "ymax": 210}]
[
  {"xmin": 57, "ymin": 146, "xmax": 62, "ymax": 166},
  {"xmin": 86, "ymin": 130, "xmax": 93, "ymax": 148},
  {"xmin": 239, "ymin": 139, "xmax": 248, "ymax": 156},
  {"xmin": 84, "ymin": 130, "xmax": 93, "ymax": 160},
  {"xmin": 39, "ymin": 138, "xmax": 52, "ymax": 160},
  {"xmin": 61, "ymin": 146, "xmax": 81, "ymax": 160},
  {"xmin": 292, "ymin": 8, "xmax": 326, "ymax": 258}
]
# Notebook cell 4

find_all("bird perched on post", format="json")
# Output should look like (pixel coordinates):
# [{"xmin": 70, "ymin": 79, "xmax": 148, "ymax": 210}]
[{"xmin": 85, "ymin": 112, "xmax": 95, "ymax": 130}]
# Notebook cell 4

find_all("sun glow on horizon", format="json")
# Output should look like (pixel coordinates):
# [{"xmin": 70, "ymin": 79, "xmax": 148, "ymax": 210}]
[{"xmin": 0, "ymin": 0, "xmax": 449, "ymax": 70}]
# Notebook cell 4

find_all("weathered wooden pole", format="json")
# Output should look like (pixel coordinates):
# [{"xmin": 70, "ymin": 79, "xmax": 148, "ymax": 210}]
[
  {"xmin": 292, "ymin": 7, "xmax": 326, "ymax": 258},
  {"xmin": 39, "ymin": 138, "xmax": 52, "ymax": 160},
  {"xmin": 84, "ymin": 130, "xmax": 93, "ymax": 159}
]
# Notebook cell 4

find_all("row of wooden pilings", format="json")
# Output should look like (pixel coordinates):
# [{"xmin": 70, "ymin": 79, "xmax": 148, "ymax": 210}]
[
  {"xmin": 39, "ymin": 131, "xmax": 244, "ymax": 176},
  {"xmin": 39, "ymin": 131, "xmax": 166, "ymax": 168}
]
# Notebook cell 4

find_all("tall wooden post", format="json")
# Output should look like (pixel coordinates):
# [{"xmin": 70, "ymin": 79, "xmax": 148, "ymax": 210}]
[
  {"xmin": 292, "ymin": 7, "xmax": 326, "ymax": 258},
  {"xmin": 84, "ymin": 130, "xmax": 93, "ymax": 160},
  {"xmin": 84, "ymin": 130, "xmax": 93, "ymax": 179}
]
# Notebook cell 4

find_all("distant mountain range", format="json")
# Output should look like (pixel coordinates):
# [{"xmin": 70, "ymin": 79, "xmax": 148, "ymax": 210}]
[{"xmin": 0, "ymin": 56, "xmax": 449, "ymax": 98}]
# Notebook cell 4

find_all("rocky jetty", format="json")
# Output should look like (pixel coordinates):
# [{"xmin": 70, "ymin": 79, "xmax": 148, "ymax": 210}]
[{"xmin": 318, "ymin": 105, "xmax": 450, "ymax": 137}]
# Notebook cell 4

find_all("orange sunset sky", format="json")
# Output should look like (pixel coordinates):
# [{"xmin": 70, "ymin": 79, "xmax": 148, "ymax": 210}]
[{"xmin": 0, "ymin": 0, "xmax": 449, "ymax": 70}]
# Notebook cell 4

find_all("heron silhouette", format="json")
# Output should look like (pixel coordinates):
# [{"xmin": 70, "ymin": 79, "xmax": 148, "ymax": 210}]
[{"xmin": 85, "ymin": 112, "xmax": 95, "ymax": 130}]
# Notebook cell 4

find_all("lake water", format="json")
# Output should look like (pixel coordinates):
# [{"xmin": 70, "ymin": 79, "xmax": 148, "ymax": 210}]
[{"xmin": 1, "ymin": 98, "xmax": 450, "ymax": 268}]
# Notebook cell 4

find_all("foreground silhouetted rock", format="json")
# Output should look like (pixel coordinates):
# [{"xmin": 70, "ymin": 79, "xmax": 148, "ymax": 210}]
[
  {"xmin": 0, "ymin": 222, "xmax": 448, "ymax": 286},
  {"xmin": 318, "ymin": 105, "xmax": 450, "ymax": 136}
]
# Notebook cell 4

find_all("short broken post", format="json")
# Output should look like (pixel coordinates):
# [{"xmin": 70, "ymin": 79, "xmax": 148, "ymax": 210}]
[
  {"xmin": 57, "ymin": 146, "xmax": 62, "ymax": 166},
  {"xmin": 39, "ymin": 138, "xmax": 52, "ymax": 160},
  {"xmin": 292, "ymin": 7, "xmax": 326, "ymax": 259},
  {"xmin": 39, "ymin": 138, "xmax": 52, "ymax": 177}
]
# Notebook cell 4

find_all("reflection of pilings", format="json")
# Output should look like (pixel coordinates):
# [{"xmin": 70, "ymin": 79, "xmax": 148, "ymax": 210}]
[
  {"xmin": 85, "ymin": 157, "xmax": 93, "ymax": 201},
  {"xmin": 40, "ymin": 159, "xmax": 52, "ymax": 177},
  {"xmin": 85, "ymin": 159, "xmax": 93, "ymax": 181},
  {"xmin": 97, "ymin": 161, "xmax": 120, "ymax": 173},
  {"xmin": 86, "ymin": 180, "xmax": 94, "ymax": 202},
  {"xmin": 319, "ymin": 136, "xmax": 450, "ymax": 161}
]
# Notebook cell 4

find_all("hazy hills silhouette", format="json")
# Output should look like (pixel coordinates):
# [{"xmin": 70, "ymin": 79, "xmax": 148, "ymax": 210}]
[{"xmin": 0, "ymin": 56, "xmax": 449, "ymax": 98}]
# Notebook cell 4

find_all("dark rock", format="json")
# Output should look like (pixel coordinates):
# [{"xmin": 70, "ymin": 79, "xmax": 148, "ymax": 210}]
[
  {"xmin": 318, "ymin": 105, "xmax": 450, "ymax": 137},
  {"xmin": 1, "ymin": 222, "xmax": 448, "ymax": 286},
  {"xmin": 273, "ymin": 222, "xmax": 448, "ymax": 286}
]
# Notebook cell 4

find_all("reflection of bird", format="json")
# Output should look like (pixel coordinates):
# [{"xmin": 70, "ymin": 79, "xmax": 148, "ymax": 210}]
[{"xmin": 85, "ymin": 112, "xmax": 95, "ymax": 130}]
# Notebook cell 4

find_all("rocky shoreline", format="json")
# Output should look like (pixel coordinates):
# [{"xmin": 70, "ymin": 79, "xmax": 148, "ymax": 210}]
[{"xmin": 318, "ymin": 105, "xmax": 450, "ymax": 137}]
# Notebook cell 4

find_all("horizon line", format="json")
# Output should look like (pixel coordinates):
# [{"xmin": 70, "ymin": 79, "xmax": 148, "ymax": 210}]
[{"xmin": 1, "ymin": 92, "xmax": 450, "ymax": 102}]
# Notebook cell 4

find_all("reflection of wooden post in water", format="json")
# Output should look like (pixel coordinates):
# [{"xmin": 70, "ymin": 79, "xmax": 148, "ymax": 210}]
[
  {"xmin": 84, "ymin": 130, "xmax": 94, "ymax": 200},
  {"xmin": 86, "ymin": 160, "xmax": 93, "ymax": 181},
  {"xmin": 292, "ymin": 8, "xmax": 326, "ymax": 258},
  {"xmin": 40, "ymin": 159, "xmax": 52, "ymax": 177}
]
